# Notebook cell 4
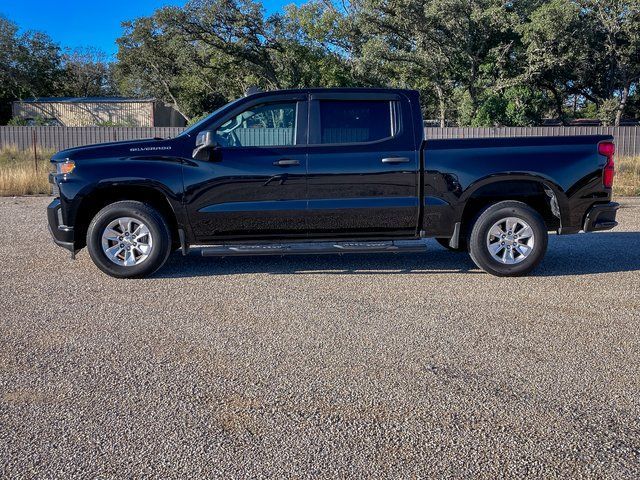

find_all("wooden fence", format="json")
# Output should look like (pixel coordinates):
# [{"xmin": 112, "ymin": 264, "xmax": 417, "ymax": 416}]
[
  {"xmin": 0, "ymin": 126, "xmax": 185, "ymax": 152},
  {"xmin": 1, "ymin": 125, "xmax": 639, "ymax": 157}
]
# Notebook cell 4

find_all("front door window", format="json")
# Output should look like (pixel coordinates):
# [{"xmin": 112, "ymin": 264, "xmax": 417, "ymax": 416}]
[{"xmin": 214, "ymin": 102, "xmax": 297, "ymax": 148}]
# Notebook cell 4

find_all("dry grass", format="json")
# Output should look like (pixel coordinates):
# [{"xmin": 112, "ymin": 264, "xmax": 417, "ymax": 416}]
[
  {"xmin": 0, "ymin": 146, "xmax": 53, "ymax": 196},
  {"xmin": 615, "ymin": 156, "xmax": 640, "ymax": 197},
  {"xmin": 0, "ymin": 146, "xmax": 638, "ymax": 197}
]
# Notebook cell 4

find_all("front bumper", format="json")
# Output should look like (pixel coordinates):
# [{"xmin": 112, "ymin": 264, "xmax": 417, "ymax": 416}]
[
  {"xmin": 583, "ymin": 202, "xmax": 620, "ymax": 232},
  {"xmin": 47, "ymin": 198, "xmax": 75, "ymax": 252}
]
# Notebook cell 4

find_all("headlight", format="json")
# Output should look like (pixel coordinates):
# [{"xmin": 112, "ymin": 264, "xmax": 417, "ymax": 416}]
[{"xmin": 54, "ymin": 160, "xmax": 75, "ymax": 175}]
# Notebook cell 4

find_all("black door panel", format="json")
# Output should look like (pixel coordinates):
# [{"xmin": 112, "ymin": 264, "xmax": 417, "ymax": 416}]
[
  {"xmin": 183, "ymin": 98, "xmax": 309, "ymax": 241},
  {"xmin": 306, "ymin": 150, "xmax": 419, "ymax": 235},
  {"xmin": 184, "ymin": 147, "xmax": 307, "ymax": 240},
  {"xmin": 306, "ymin": 95, "xmax": 420, "ymax": 237}
]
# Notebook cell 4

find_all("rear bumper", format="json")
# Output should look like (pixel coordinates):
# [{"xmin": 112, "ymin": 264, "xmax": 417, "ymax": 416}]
[
  {"xmin": 583, "ymin": 202, "xmax": 619, "ymax": 232},
  {"xmin": 47, "ymin": 198, "xmax": 75, "ymax": 252}
]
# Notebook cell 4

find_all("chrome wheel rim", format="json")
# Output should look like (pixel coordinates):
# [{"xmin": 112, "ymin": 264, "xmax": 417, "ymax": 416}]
[
  {"xmin": 486, "ymin": 217, "xmax": 535, "ymax": 265},
  {"xmin": 101, "ymin": 217, "xmax": 153, "ymax": 267}
]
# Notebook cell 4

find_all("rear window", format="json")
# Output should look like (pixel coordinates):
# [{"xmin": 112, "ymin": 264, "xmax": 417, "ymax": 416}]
[{"xmin": 318, "ymin": 100, "xmax": 399, "ymax": 144}]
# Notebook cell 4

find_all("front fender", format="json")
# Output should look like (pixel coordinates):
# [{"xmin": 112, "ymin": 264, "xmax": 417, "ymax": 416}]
[{"xmin": 56, "ymin": 156, "xmax": 187, "ymax": 234}]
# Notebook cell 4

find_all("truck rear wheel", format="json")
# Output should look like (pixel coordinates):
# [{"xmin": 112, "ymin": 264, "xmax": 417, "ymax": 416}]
[
  {"xmin": 468, "ymin": 201, "xmax": 548, "ymax": 277},
  {"xmin": 86, "ymin": 201, "xmax": 172, "ymax": 278}
]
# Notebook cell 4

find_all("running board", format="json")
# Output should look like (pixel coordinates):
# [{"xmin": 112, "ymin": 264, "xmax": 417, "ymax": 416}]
[{"xmin": 197, "ymin": 240, "xmax": 429, "ymax": 257}]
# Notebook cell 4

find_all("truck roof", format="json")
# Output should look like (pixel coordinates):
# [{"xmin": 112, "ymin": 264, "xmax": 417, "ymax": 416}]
[{"xmin": 244, "ymin": 87, "xmax": 419, "ymax": 99}]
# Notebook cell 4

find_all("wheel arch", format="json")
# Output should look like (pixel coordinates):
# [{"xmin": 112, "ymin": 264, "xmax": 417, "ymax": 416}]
[
  {"xmin": 457, "ymin": 174, "xmax": 569, "ymax": 235},
  {"xmin": 73, "ymin": 182, "xmax": 183, "ymax": 250}
]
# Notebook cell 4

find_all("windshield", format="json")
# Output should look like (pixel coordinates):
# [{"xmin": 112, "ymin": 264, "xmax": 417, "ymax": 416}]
[{"xmin": 180, "ymin": 97, "xmax": 245, "ymax": 137}]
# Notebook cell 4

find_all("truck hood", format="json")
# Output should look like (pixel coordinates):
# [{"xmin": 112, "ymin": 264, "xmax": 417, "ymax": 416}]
[{"xmin": 51, "ymin": 137, "xmax": 178, "ymax": 161}]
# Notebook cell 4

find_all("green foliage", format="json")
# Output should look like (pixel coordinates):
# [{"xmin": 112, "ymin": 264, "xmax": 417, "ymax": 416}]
[
  {"xmin": 455, "ymin": 91, "xmax": 476, "ymax": 128},
  {"xmin": 472, "ymin": 95, "xmax": 508, "ymax": 127},
  {"xmin": 94, "ymin": 119, "xmax": 137, "ymax": 127},
  {"xmin": 519, "ymin": 0, "xmax": 640, "ymax": 125},
  {"xmin": 0, "ymin": 16, "xmax": 64, "ymax": 124},
  {"xmin": 114, "ymin": 0, "xmax": 361, "ymax": 123},
  {"xmin": 61, "ymin": 48, "xmax": 117, "ymax": 97},
  {"xmin": 504, "ymin": 87, "xmax": 546, "ymax": 127},
  {"xmin": 598, "ymin": 99, "xmax": 621, "ymax": 127},
  {"xmin": 581, "ymin": 102, "xmax": 599, "ymax": 120},
  {"xmin": 6, "ymin": 115, "xmax": 50, "ymax": 126},
  {"xmin": 2, "ymin": 0, "xmax": 640, "ymax": 126},
  {"xmin": 187, "ymin": 112, "xmax": 210, "ymax": 126},
  {"xmin": 460, "ymin": 86, "xmax": 548, "ymax": 127},
  {"xmin": 0, "ymin": 16, "xmax": 118, "ymax": 125},
  {"xmin": 6, "ymin": 117, "xmax": 30, "ymax": 126}
]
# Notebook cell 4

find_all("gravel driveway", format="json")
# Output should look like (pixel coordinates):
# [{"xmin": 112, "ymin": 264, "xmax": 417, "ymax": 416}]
[{"xmin": 1, "ymin": 196, "xmax": 639, "ymax": 478}]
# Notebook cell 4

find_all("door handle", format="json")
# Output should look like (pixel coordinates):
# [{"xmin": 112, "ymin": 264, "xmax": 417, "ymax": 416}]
[
  {"xmin": 381, "ymin": 157, "xmax": 411, "ymax": 164},
  {"xmin": 273, "ymin": 159, "xmax": 300, "ymax": 166}
]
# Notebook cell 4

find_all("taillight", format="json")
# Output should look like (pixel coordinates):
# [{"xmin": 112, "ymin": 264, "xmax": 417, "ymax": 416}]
[{"xmin": 599, "ymin": 141, "xmax": 615, "ymax": 188}]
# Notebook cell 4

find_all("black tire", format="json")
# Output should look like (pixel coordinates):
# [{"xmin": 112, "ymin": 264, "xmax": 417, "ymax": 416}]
[
  {"xmin": 468, "ymin": 201, "xmax": 548, "ymax": 277},
  {"xmin": 436, "ymin": 237, "xmax": 468, "ymax": 252},
  {"xmin": 86, "ymin": 201, "xmax": 172, "ymax": 278}
]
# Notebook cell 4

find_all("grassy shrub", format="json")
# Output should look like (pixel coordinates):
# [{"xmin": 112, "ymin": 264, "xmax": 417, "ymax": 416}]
[
  {"xmin": 0, "ymin": 146, "xmax": 53, "ymax": 196},
  {"xmin": 616, "ymin": 156, "xmax": 640, "ymax": 197}
]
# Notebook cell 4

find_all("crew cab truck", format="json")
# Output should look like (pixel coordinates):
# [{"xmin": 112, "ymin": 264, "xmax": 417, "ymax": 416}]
[{"xmin": 47, "ymin": 88, "xmax": 620, "ymax": 278}]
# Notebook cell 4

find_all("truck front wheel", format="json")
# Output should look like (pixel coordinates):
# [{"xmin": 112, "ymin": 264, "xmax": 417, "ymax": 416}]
[
  {"xmin": 468, "ymin": 201, "xmax": 548, "ymax": 277},
  {"xmin": 86, "ymin": 201, "xmax": 172, "ymax": 278}
]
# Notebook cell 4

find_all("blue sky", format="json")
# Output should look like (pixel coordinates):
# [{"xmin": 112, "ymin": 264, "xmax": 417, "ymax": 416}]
[{"xmin": 1, "ymin": 0, "xmax": 297, "ymax": 58}]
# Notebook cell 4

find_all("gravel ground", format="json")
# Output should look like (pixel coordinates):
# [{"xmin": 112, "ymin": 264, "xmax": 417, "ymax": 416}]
[{"xmin": 1, "ymin": 196, "xmax": 639, "ymax": 479}]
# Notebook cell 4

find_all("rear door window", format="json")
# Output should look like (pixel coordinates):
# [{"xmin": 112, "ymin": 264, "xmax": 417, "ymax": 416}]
[{"xmin": 316, "ymin": 100, "xmax": 399, "ymax": 144}]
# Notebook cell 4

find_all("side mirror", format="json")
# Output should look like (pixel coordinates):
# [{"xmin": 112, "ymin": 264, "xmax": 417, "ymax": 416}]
[{"xmin": 192, "ymin": 130, "xmax": 218, "ymax": 161}]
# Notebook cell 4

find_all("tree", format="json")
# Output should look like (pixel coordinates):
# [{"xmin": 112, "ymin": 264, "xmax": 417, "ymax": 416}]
[
  {"xmin": 518, "ymin": 0, "xmax": 586, "ymax": 124},
  {"xmin": 116, "ymin": 12, "xmax": 214, "ymax": 123},
  {"xmin": 465, "ymin": 86, "xmax": 546, "ymax": 127},
  {"xmin": 521, "ymin": 0, "xmax": 640, "ymax": 126},
  {"xmin": 584, "ymin": 0, "xmax": 640, "ymax": 125},
  {"xmin": 322, "ymin": 0, "xmax": 523, "ymax": 126},
  {"xmin": 4, "ymin": 0, "xmax": 638, "ymax": 127},
  {"xmin": 354, "ymin": 0, "xmax": 456, "ymax": 126},
  {"xmin": 115, "ymin": 0, "xmax": 359, "ymax": 121},
  {"xmin": 61, "ymin": 48, "xmax": 118, "ymax": 97},
  {"xmin": 0, "ymin": 16, "xmax": 65, "ymax": 124},
  {"xmin": 284, "ymin": 0, "xmax": 369, "ymax": 84}
]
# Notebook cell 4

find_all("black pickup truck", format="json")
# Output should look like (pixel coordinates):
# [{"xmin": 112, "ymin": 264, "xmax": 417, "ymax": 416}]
[{"xmin": 48, "ymin": 88, "xmax": 619, "ymax": 278}]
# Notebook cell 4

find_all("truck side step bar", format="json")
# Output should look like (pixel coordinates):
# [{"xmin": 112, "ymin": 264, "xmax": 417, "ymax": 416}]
[{"xmin": 197, "ymin": 240, "xmax": 429, "ymax": 257}]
